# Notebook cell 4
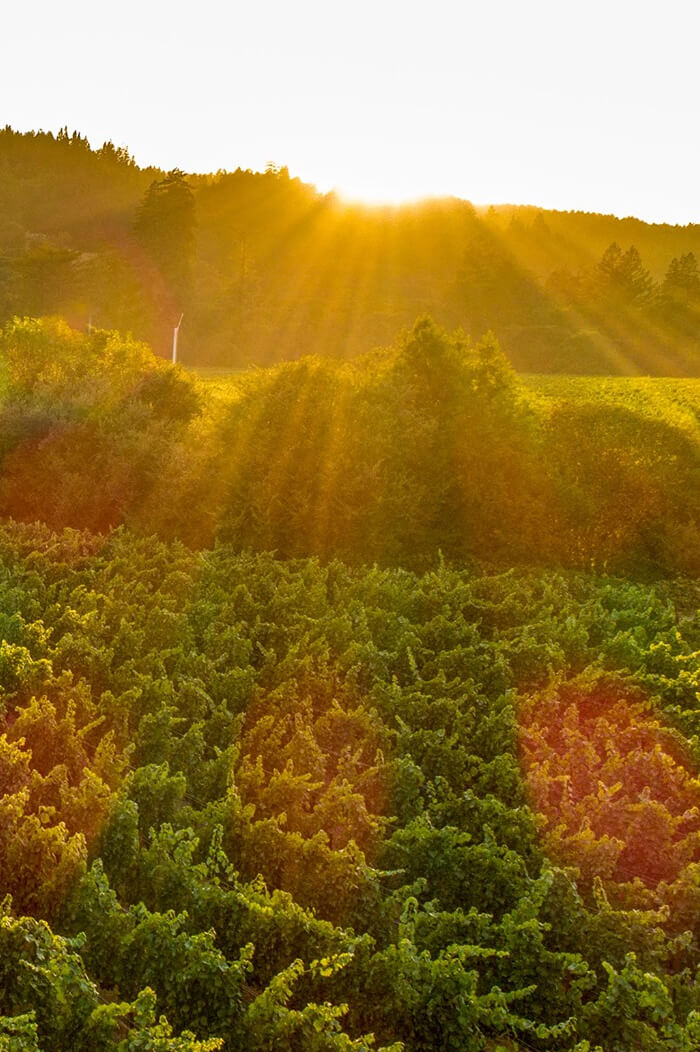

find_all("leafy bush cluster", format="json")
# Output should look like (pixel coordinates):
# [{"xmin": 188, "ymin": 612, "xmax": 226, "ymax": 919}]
[
  {"xmin": 0, "ymin": 523, "xmax": 699, "ymax": 1048},
  {"xmin": 0, "ymin": 318, "xmax": 200, "ymax": 533}
]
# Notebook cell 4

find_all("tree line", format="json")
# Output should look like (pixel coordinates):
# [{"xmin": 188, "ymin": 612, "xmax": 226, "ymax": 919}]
[{"xmin": 0, "ymin": 315, "xmax": 698, "ymax": 575}]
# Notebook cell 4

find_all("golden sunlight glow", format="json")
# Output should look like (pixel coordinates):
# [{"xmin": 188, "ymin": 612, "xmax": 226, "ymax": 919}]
[
  {"xmin": 327, "ymin": 177, "xmax": 447, "ymax": 208},
  {"xmin": 3, "ymin": 1, "xmax": 699, "ymax": 223}
]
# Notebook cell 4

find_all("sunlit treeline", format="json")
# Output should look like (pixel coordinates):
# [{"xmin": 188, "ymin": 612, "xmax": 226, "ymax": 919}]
[
  {"xmin": 2, "ymin": 127, "xmax": 700, "ymax": 372},
  {"xmin": 0, "ymin": 316, "xmax": 698, "ymax": 576}
]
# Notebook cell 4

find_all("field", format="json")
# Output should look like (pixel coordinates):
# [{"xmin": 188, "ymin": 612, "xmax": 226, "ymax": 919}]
[
  {"xmin": 193, "ymin": 365, "xmax": 700, "ymax": 420},
  {"xmin": 524, "ymin": 373, "xmax": 700, "ymax": 429}
]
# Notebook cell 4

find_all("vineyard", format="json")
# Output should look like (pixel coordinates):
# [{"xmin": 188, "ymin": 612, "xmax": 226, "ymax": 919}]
[
  {"xmin": 0, "ymin": 319, "xmax": 699, "ymax": 1048},
  {"xmin": 0, "ymin": 524, "xmax": 699, "ymax": 1049}
]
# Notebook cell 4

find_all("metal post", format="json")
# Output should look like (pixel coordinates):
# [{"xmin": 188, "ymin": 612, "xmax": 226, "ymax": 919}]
[{"xmin": 172, "ymin": 313, "xmax": 184, "ymax": 364}]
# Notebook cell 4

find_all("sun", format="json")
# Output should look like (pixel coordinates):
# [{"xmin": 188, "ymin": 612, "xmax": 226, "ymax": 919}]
[{"xmin": 320, "ymin": 173, "xmax": 449, "ymax": 208}]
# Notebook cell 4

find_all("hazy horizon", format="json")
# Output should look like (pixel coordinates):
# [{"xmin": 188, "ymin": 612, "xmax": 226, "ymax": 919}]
[
  {"xmin": 7, "ymin": 120, "xmax": 700, "ymax": 230},
  {"xmin": 3, "ymin": 1, "xmax": 699, "ymax": 225}
]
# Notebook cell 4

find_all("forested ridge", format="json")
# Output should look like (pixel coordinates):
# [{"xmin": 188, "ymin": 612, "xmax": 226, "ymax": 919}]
[{"xmin": 2, "ymin": 126, "xmax": 700, "ymax": 373}]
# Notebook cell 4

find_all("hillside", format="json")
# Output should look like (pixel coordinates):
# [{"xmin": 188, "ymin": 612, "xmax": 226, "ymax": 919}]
[{"xmin": 2, "ymin": 127, "xmax": 700, "ymax": 373}]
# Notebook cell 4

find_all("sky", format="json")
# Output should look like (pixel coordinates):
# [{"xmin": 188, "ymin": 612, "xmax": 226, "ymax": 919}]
[{"xmin": 2, "ymin": 1, "xmax": 698, "ymax": 223}]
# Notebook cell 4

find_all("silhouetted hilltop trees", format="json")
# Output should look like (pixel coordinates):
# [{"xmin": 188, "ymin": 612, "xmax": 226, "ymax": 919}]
[{"xmin": 2, "ymin": 126, "xmax": 700, "ymax": 372}]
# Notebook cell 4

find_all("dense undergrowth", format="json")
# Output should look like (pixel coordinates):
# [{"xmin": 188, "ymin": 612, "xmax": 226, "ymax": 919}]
[
  {"xmin": 0, "ymin": 523, "xmax": 699, "ymax": 1049},
  {"xmin": 1, "ymin": 316, "xmax": 700, "ymax": 574}
]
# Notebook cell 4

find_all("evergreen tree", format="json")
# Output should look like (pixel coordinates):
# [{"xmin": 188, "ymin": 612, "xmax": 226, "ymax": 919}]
[
  {"xmin": 133, "ymin": 170, "xmax": 196, "ymax": 305},
  {"xmin": 663, "ymin": 251, "xmax": 700, "ymax": 301},
  {"xmin": 598, "ymin": 242, "xmax": 654, "ymax": 305}
]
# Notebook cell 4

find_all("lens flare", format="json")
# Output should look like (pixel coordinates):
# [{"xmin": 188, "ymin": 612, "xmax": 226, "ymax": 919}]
[{"xmin": 519, "ymin": 679, "xmax": 700, "ymax": 891}]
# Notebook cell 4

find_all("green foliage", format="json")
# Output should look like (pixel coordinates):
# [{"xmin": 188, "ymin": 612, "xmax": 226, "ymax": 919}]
[
  {"xmin": 4, "ymin": 131, "xmax": 700, "ymax": 1052},
  {"xmin": 0, "ymin": 522, "xmax": 699, "ymax": 1048},
  {"xmin": 0, "ymin": 318, "xmax": 201, "ymax": 532},
  {"xmin": 133, "ymin": 171, "xmax": 196, "ymax": 306},
  {"xmin": 520, "ymin": 673, "xmax": 700, "ymax": 894},
  {"xmin": 245, "ymin": 955, "xmax": 403, "ymax": 1051},
  {"xmin": 102, "ymin": 988, "xmax": 224, "ymax": 1051},
  {"xmin": 579, "ymin": 954, "xmax": 700, "ymax": 1051},
  {"xmin": 0, "ymin": 1013, "xmax": 40, "ymax": 1052}
]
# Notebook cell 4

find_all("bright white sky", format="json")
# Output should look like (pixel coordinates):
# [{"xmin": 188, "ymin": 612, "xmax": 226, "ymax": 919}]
[{"xmin": 3, "ymin": 1, "xmax": 698, "ymax": 223}]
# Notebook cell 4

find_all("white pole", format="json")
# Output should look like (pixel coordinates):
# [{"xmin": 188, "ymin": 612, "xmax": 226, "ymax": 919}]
[{"xmin": 172, "ymin": 313, "xmax": 184, "ymax": 364}]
